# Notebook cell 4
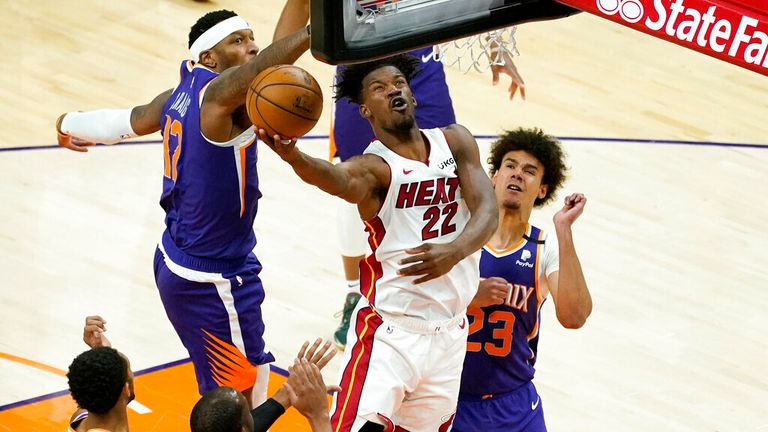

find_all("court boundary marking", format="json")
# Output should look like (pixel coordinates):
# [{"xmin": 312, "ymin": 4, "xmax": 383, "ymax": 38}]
[
  {"xmin": 0, "ymin": 358, "xmax": 288, "ymax": 412},
  {"xmin": 0, "ymin": 135, "xmax": 767, "ymax": 153}
]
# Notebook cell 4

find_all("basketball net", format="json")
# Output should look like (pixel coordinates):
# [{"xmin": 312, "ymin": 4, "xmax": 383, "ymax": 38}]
[{"xmin": 431, "ymin": 26, "xmax": 519, "ymax": 74}]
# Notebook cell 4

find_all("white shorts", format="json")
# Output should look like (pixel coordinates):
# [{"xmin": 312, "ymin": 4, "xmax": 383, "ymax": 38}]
[{"xmin": 330, "ymin": 298, "xmax": 469, "ymax": 432}]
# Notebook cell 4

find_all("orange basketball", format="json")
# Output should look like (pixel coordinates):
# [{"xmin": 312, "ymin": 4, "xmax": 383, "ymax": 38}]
[{"xmin": 246, "ymin": 65, "xmax": 323, "ymax": 138}]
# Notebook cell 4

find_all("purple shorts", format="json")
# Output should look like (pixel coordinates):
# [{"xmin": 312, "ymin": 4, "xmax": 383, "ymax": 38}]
[
  {"xmin": 453, "ymin": 382, "xmax": 547, "ymax": 432},
  {"xmin": 153, "ymin": 247, "xmax": 274, "ymax": 394}
]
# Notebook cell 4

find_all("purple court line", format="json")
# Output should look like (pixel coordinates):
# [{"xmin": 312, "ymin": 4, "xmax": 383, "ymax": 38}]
[
  {"xmin": 0, "ymin": 358, "xmax": 289, "ymax": 412},
  {"xmin": 0, "ymin": 136, "xmax": 766, "ymax": 152}
]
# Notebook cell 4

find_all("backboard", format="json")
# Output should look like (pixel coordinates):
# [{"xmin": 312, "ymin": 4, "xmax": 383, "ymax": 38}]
[{"xmin": 310, "ymin": 0, "xmax": 580, "ymax": 64}]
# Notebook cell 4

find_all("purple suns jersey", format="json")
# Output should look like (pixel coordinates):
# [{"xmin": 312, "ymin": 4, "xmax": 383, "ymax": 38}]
[
  {"xmin": 459, "ymin": 225, "xmax": 559, "ymax": 397},
  {"xmin": 331, "ymin": 47, "xmax": 456, "ymax": 161},
  {"xmin": 159, "ymin": 61, "xmax": 260, "ymax": 273}
]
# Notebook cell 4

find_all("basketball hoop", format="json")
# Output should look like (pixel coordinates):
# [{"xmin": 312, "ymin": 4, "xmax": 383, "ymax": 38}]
[{"xmin": 431, "ymin": 27, "xmax": 519, "ymax": 74}]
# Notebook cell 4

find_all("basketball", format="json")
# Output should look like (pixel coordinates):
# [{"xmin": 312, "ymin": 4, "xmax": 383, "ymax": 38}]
[{"xmin": 246, "ymin": 65, "xmax": 323, "ymax": 138}]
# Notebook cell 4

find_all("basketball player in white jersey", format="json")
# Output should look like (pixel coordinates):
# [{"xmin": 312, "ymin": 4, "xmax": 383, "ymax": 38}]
[{"xmin": 259, "ymin": 54, "xmax": 498, "ymax": 432}]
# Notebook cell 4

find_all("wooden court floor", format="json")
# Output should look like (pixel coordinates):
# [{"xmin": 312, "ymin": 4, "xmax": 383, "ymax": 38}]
[{"xmin": 1, "ymin": 1, "xmax": 767, "ymax": 431}]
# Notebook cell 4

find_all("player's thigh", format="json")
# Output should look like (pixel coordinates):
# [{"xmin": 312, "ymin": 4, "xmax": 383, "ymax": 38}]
[
  {"xmin": 395, "ymin": 324, "xmax": 468, "ymax": 431},
  {"xmin": 332, "ymin": 306, "xmax": 421, "ymax": 432}
]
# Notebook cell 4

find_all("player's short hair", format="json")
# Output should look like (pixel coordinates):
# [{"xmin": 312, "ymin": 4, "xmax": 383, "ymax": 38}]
[
  {"xmin": 334, "ymin": 54, "xmax": 421, "ymax": 104},
  {"xmin": 488, "ymin": 128, "xmax": 567, "ymax": 207},
  {"xmin": 190, "ymin": 387, "xmax": 244, "ymax": 432},
  {"xmin": 189, "ymin": 10, "xmax": 239, "ymax": 49},
  {"xmin": 67, "ymin": 347, "xmax": 128, "ymax": 415}
]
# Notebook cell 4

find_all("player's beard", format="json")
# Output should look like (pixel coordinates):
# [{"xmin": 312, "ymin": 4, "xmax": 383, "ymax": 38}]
[
  {"xmin": 502, "ymin": 199, "xmax": 521, "ymax": 210},
  {"xmin": 384, "ymin": 114, "xmax": 416, "ymax": 134}
]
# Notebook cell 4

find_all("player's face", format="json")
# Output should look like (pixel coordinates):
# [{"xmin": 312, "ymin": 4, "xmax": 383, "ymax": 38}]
[
  {"xmin": 492, "ymin": 150, "xmax": 547, "ymax": 211},
  {"xmin": 359, "ymin": 66, "xmax": 417, "ymax": 133},
  {"xmin": 211, "ymin": 29, "xmax": 259, "ymax": 71}
]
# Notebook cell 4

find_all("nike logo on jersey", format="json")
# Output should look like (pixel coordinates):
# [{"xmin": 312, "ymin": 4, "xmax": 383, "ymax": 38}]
[
  {"xmin": 403, "ymin": 169, "xmax": 413, "ymax": 175},
  {"xmin": 458, "ymin": 318, "xmax": 466, "ymax": 329},
  {"xmin": 531, "ymin": 396, "xmax": 540, "ymax": 410},
  {"xmin": 421, "ymin": 52, "xmax": 435, "ymax": 63}
]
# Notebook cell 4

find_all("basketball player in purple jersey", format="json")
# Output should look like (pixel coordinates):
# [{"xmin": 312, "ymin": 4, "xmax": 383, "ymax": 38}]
[
  {"xmin": 55, "ymin": 9, "xmax": 310, "ymax": 406},
  {"xmin": 273, "ymin": 0, "xmax": 526, "ymax": 349},
  {"xmin": 259, "ymin": 54, "xmax": 497, "ymax": 431},
  {"xmin": 453, "ymin": 128, "xmax": 592, "ymax": 431}
]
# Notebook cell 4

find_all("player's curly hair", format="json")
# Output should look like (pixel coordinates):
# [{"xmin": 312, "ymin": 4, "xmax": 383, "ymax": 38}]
[
  {"xmin": 488, "ymin": 128, "xmax": 568, "ymax": 207},
  {"xmin": 190, "ymin": 387, "xmax": 244, "ymax": 432},
  {"xmin": 67, "ymin": 347, "xmax": 128, "ymax": 415},
  {"xmin": 189, "ymin": 9, "xmax": 239, "ymax": 48},
  {"xmin": 334, "ymin": 54, "xmax": 421, "ymax": 104}
]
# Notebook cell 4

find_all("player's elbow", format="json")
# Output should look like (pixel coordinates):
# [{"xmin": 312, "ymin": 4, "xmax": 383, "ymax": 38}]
[{"xmin": 556, "ymin": 307, "xmax": 591, "ymax": 329}]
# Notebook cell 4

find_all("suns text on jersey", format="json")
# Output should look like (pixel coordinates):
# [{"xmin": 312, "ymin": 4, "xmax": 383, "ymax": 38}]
[
  {"xmin": 395, "ymin": 177, "xmax": 460, "ymax": 209},
  {"xmin": 506, "ymin": 283, "xmax": 535, "ymax": 313}
]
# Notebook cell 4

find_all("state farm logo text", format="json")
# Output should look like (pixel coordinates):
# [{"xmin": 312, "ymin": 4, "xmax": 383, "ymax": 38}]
[{"xmin": 595, "ymin": 0, "xmax": 768, "ymax": 68}]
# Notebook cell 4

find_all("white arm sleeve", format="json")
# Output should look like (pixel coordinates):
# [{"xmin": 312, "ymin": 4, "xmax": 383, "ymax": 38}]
[
  {"xmin": 540, "ymin": 231, "xmax": 559, "ymax": 278},
  {"xmin": 59, "ymin": 109, "xmax": 138, "ymax": 145}
]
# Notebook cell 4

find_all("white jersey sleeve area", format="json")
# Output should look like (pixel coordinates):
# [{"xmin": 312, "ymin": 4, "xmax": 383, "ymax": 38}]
[{"xmin": 539, "ymin": 230, "xmax": 559, "ymax": 278}]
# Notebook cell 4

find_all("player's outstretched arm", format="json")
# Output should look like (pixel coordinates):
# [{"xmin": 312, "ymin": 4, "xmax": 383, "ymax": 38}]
[
  {"xmin": 399, "ymin": 124, "xmax": 498, "ymax": 284},
  {"xmin": 547, "ymin": 193, "xmax": 592, "ymax": 329},
  {"xmin": 56, "ymin": 89, "xmax": 173, "ymax": 152},
  {"xmin": 273, "ymin": 0, "xmax": 310, "ymax": 42},
  {"xmin": 204, "ymin": 27, "xmax": 310, "ymax": 118},
  {"xmin": 258, "ymin": 131, "xmax": 387, "ymax": 207}
]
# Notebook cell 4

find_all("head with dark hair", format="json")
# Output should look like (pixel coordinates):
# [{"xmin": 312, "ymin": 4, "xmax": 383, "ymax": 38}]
[
  {"xmin": 67, "ymin": 347, "xmax": 134, "ymax": 415},
  {"xmin": 188, "ymin": 10, "xmax": 258, "ymax": 71},
  {"xmin": 188, "ymin": 10, "xmax": 238, "ymax": 48},
  {"xmin": 487, "ymin": 128, "xmax": 567, "ymax": 208},
  {"xmin": 190, "ymin": 387, "xmax": 253, "ymax": 432},
  {"xmin": 334, "ymin": 54, "xmax": 421, "ymax": 134}
]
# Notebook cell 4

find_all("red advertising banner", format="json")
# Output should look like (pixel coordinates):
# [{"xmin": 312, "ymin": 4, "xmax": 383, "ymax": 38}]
[{"xmin": 556, "ymin": 0, "xmax": 768, "ymax": 76}]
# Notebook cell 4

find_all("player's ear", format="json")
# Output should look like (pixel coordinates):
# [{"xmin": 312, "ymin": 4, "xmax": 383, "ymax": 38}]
[
  {"xmin": 199, "ymin": 50, "xmax": 216, "ymax": 69},
  {"xmin": 538, "ymin": 184, "xmax": 548, "ymax": 200},
  {"xmin": 359, "ymin": 104, "xmax": 371, "ymax": 119},
  {"xmin": 491, "ymin": 171, "xmax": 499, "ymax": 188},
  {"xmin": 412, "ymin": 96, "xmax": 417, "ymax": 107}
]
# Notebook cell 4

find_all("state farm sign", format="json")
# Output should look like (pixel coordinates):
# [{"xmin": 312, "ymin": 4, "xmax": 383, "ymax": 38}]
[{"xmin": 559, "ymin": 0, "xmax": 768, "ymax": 75}]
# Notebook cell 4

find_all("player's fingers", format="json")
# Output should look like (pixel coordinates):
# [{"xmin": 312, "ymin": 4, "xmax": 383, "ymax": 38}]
[
  {"xmin": 519, "ymin": 85, "xmax": 526, "ymax": 101},
  {"xmin": 304, "ymin": 338, "xmax": 322, "ymax": 361},
  {"xmin": 398, "ymin": 253, "xmax": 428, "ymax": 265},
  {"xmin": 282, "ymin": 382, "xmax": 298, "ymax": 402},
  {"xmin": 491, "ymin": 68, "xmax": 500, "ymax": 86},
  {"xmin": 316, "ymin": 342, "xmax": 337, "ymax": 370},
  {"xmin": 404, "ymin": 244, "xmax": 429, "ymax": 255},
  {"xmin": 509, "ymin": 82, "xmax": 518, "ymax": 101},
  {"xmin": 296, "ymin": 340, "xmax": 310, "ymax": 360},
  {"xmin": 326, "ymin": 385, "xmax": 342, "ymax": 394},
  {"xmin": 397, "ymin": 262, "xmax": 429, "ymax": 276}
]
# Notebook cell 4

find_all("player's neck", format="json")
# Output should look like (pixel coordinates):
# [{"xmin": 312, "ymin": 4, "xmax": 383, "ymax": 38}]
[
  {"xmin": 83, "ymin": 406, "xmax": 129, "ymax": 432},
  {"xmin": 376, "ymin": 127, "xmax": 427, "ymax": 162},
  {"xmin": 490, "ymin": 208, "xmax": 530, "ymax": 250}
]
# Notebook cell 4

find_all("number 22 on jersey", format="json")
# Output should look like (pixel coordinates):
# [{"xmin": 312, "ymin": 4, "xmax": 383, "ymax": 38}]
[{"xmin": 163, "ymin": 114, "xmax": 182, "ymax": 181}]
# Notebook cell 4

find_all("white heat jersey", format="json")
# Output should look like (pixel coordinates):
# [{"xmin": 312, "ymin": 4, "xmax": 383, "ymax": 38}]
[{"xmin": 360, "ymin": 128, "xmax": 480, "ymax": 321}]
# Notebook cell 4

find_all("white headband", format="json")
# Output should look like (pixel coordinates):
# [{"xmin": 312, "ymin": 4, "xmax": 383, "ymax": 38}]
[{"xmin": 189, "ymin": 15, "xmax": 251, "ymax": 61}]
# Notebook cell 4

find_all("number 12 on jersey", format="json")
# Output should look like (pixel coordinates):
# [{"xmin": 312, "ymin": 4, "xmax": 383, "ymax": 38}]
[{"xmin": 163, "ymin": 114, "xmax": 182, "ymax": 181}]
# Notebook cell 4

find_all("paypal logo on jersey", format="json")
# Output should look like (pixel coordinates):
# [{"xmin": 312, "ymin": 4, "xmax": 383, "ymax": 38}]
[
  {"xmin": 521, "ymin": 250, "xmax": 532, "ymax": 261},
  {"xmin": 516, "ymin": 249, "xmax": 534, "ymax": 268}
]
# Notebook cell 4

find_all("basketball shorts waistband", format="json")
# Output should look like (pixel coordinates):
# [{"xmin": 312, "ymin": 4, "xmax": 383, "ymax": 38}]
[{"xmin": 374, "ymin": 307, "xmax": 466, "ymax": 335}]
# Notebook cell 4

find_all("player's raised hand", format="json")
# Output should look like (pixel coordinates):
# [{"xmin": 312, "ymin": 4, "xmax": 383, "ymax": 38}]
[
  {"xmin": 398, "ymin": 243, "xmax": 462, "ymax": 284},
  {"xmin": 284, "ymin": 358, "xmax": 339, "ymax": 424},
  {"xmin": 83, "ymin": 315, "xmax": 111, "ymax": 348},
  {"xmin": 257, "ymin": 129, "xmax": 300, "ymax": 162},
  {"xmin": 469, "ymin": 277, "xmax": 509, "ymax": 308},
  {"xmin": 553, "ymin": 193, "xmax": 587, "ymax": 227},
  {"xmin": 490, "ymin": 52, "xmax": 526, "ymax": 101},
  {"xmin": 56, "ymin": 114, "xmax": 96, "ymax": 152},
  {"xmin": 296, "ymin": 338, "xmax": 336, "ymax": 370}
]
